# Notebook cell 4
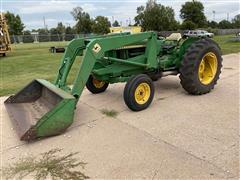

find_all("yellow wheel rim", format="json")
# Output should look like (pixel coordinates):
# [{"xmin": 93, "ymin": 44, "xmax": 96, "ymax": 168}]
[
  {"xmin": 198, "ymin": 52, "xmax": 218, "ymax": 85},
  {"xmin": 134, "ymin": 83, "xmax": 151, "ymax": 105},
  {"xmin": 92, "ymin": 79, "xmax": 105, "ymax": 88}
]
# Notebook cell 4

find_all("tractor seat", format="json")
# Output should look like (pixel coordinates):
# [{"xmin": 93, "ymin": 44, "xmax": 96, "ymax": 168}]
[{"xmin": 166, "ymin": 33, "xmax": 182, "ymax": 42}]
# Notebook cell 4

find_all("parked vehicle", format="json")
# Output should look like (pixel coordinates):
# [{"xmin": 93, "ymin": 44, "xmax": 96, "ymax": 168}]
[{"xmin": 184, "ymin": 30, "xmax": 214, "ymax": 38}]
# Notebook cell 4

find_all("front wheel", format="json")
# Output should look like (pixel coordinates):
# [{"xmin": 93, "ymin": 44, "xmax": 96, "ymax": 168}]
[
  {"xmin": 124, "ymin": 74, "xmax": 154, "ymax": 111},
  {"xmin": 86, "ymin": 75, "xmax": 109, "ymax": 94},
  {"xmin": 179, "ymin": 38, "xmax": 222, "ymax": 95}
]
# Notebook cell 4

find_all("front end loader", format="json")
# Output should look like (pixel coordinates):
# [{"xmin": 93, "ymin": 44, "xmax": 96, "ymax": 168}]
[{"xmin": 4, "ymin": 32, "xmax": 222, "ymax": 141}]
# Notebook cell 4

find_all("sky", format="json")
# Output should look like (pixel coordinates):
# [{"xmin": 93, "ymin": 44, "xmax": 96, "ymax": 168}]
[{"xmin": 1, "ymin": 0, "xmax": 239, "ymax": 30}]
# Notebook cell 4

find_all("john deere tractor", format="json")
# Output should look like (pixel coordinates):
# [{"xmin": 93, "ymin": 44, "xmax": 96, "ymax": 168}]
[{"xmin": 4, "ymin": 32, "xmax": 222, "ymax": 141}]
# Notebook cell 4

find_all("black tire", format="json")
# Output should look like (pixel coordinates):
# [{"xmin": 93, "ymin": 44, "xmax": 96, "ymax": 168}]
[
  {"xmin": 151, "ymin": 77, "xmax": 159, "ymax": 81},
  {"xmin": 179, "ymin": 38, "xmax": 222, "ymax": 95},
  {"xmin": 86, "ymin": 75, "xmax": 109, "ymax": 94},
  {"xmin": 149, "ymin": 75, "xmax": 159, "ymax": 81},
  {"xmin": 124, "ymin": 74, "xmax": 154, "ymax": 111}
]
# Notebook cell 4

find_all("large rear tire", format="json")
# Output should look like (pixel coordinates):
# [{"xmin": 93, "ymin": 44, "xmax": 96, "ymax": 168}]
[
  {"xmin": 124, "ymin": 74, "xmax": 154, "ymax": 111},
  {"xmin": 179, "ymin": 38, "xmax": 222, "ymax": 95}
]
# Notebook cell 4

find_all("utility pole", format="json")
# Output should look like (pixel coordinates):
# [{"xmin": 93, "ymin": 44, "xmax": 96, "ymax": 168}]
[
  {"xmin": 212, "ymin": 10, "xmax": 216, "ymax": 21},
  {"xmin": 112, "ymin": 16, "xmax": 114, "ymax": 27},
  {"xmin": 43, "ymin": 16, "xmax": 47, "ymax": 31},
  {"xmin": 227, "ymin": 12, "xmax": 229, "ymax": 21}
]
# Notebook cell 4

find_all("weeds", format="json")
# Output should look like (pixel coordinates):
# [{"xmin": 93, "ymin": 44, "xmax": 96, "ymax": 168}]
[
  {"xmin": 101, "ymin": 109, "xmax": 119, "ymax": 118},
  {"xmin": 3, "ymin": 148, "xmax": 89, "ymax": 180}
]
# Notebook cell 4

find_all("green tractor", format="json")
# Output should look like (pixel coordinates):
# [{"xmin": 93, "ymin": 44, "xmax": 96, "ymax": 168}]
[{"xmin": 4, "ymin": 32, "xmax": 222, "ymax": 141}]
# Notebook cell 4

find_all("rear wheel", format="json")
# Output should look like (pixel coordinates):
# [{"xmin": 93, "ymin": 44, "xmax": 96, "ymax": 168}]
[
  {"xmin": 124, "ymin": 74, "xmax": 154, "ymax": 111},
  {"xmin": 179, "ymin": 38, "xmax": 222, "ymax": 95},
  {"xmin": 86, "ymin": 75, "xmax": 109, "ymax": 94}
]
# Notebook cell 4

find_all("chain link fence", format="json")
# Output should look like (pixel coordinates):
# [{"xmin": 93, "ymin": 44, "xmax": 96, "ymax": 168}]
[
  {"xmin": 10, "ymin": 34, "xmax": 92, "ymax": 44},
  {"xmin": 9, "ymin": 28, "xmax": 240, "ymax": 44}
]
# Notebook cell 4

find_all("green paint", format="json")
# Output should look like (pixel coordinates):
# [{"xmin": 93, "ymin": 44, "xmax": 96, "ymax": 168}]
[{"xmin": 5, "ymin": 32, "xmax": 211, "ymax": 140}]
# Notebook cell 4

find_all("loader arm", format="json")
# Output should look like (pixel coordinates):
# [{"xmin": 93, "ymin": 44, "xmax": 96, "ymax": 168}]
[
  {"xmin": 55, "ymin": 32, "xmax": 158, "ymax": 103},
  {"xmin": 4, "ymin": 31, "xmax": 159, "ymax": 141}
]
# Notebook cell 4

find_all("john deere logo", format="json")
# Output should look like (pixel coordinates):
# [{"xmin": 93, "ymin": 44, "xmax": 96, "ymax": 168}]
[{"xmin": 92, "ymin": 43, "xmax": 101, "ymax": 53}]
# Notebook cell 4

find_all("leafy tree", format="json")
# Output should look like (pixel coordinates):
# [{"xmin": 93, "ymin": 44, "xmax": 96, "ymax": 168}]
[
  {"xmin": 71, "ymin": 6, "xmax": 92, "ymax": 34},
  {"xmin": 65, "ymin": 26, "xmax": 76, "ymax": 41},
  {"xmin": 207, "ymin": 21, "xmax": 218, "ymax": 29},
  {"xmin": 56, "ymin": 22, "xmax": 65, "ymax": 34},
  {"xmin": 180, "ymin": 20, "xmax": 197, "ymax": 30},
  {"xmin": 134, "ymin": 0, "xmax": 178, "ymax": 31},
  {"xmin": 180, "ymin": 0, "xmax": 207, "ymax": 28},
  {"xmin": 49, "ymin": 28, "xmax": 59, "ymax": 41},
  {"xmin": 135, "ymin": 6, "xmax": 145, "ymax": 26},
  {"xmin": 49, "ymin": 22, "xmax": 66, "ymax": 41},
  {"xmin": 218, "ymin": 20, "xmax": 232, "ymax": 29},
  {"xmin": 232, "ymin": 14, "xmax": 240, "ymax": 28},
  {"xmin": 92, "ymin": 16, "xmax": 111, "ymax": 34},
  {"xmin": 49, "ymin": 28, "xmax": 58, "ymax": 35},
  {"xmin": 38, "ymin": 28, "xmax": 50, "ymax": 42},
  {"xmin": 65, "ymin": 26, "xmax": 76, "ymax": 34},
  {"xmin": 112, "ymin": 20, "xmax": 120, "ymax": 27},
  {"xmin": 5, "ymin": 11, "xmax": 25, "ymax": 35}
]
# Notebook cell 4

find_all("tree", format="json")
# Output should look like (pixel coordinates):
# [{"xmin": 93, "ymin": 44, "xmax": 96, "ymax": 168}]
[
  {"xmin": 37, "ymin": 28, "xmax": 50, "ymax": 42},
  {"xmin": 180, "ymin": 20, "xmax": 197, "ymax": 30},
  {"xmin": 92, "ymin": 16, "xmax": 111, "ymax": 34},
  {"xmin": 65, "ymin": 26, "xmax": 76, "ymax": 41},
  {"xmin": 5, "ymin": 11, "xmax": 25, "ymax": 35},
  {"xmin": 56, "ymin": 22, "xmax": 65, "ymax": 35},
  {"xmin": 112, "ymin": 20, "xmax": 120, "ymax": 27},
  {"xmin": 49, "ymin": 22, "xmax": 66, "ymax": 41},
  {"xmin": 180, "ymin": 0, "xmax": 207, "ymax": 28},
  {"xmin": 218, "ymin": 20, "xmax": 232, "ymax": 29},
  {"xmin": 207, "ymin": 21, "xmax": 218, "ymax": 29},
  {"xmin": 134, "ymin": 0, "xmax": 178, "ymax": 31},
  {"xmin": 232, "ymin": 14, "xmax": 240, "ymax": 28},
  {"xmin": 71, "ymin": 7, "xmax": 92, "ymax": 34}
]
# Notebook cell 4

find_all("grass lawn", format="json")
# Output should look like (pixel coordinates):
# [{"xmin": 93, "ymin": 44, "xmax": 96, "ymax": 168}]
[
  {"xmin": 0, "ymin": 41, "xmax": 79, "ymax": 96},
  {"xmin": 1, "ymin": 34, "xmax": 239, "ymax": 96},
  {"xmin": 213, "ymin": 34, "xmax": 240, "ymax": 55}
]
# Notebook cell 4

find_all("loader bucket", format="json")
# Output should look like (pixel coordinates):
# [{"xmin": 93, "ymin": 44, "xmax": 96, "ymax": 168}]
[{"xmin": 4, "ymin": 79, "xmax": 76, "ymax": 141}]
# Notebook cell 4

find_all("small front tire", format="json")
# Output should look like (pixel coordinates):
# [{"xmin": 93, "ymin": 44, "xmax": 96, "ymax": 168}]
[
  {"xmin": 86, "ymin": 75, "xmax": 109, "ymax": 94},
  {"xmin": 124, "ymin": 74, "xmax": 154, "ymax": 111}
]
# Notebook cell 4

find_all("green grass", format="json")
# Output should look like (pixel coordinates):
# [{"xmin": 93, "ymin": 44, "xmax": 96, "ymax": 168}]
[
  {"xmin": 0, "ymin": 34, "xmax": 239, "ymax": 96},
  {"xmin": 213, "ymin": 34, "xmax": 240, "ymax": 55},
  {"xmin": 101, "ymin": 109, "xmax": 119, "ymax": 118},
  {"xmin": 0, "ymin": 41, "xmax": 81, "ymax": 96}
]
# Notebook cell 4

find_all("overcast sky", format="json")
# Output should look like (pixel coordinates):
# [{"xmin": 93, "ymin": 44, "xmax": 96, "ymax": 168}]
[{"xmin": 1, "ymin": 0, "xmax": 239, "ymax": 30}]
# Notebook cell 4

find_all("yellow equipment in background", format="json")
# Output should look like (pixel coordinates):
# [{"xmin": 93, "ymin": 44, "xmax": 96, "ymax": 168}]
[
  {"xmin": 0, "ymin": 12, "xmax": 11, "ymax": 57},
  {"xmin": 110, "ymin": 26, "xmax": 142, "ymax": 34}
]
